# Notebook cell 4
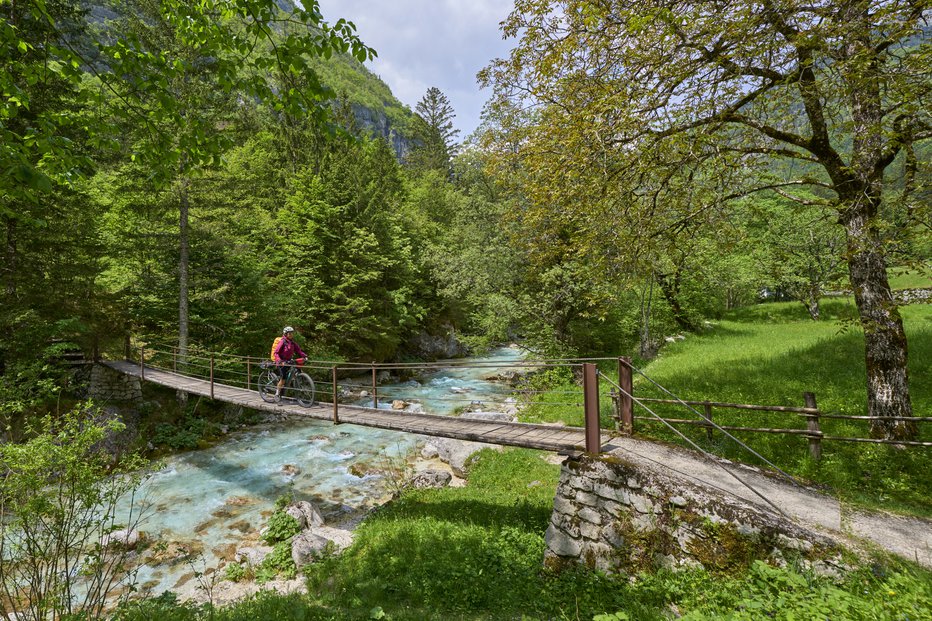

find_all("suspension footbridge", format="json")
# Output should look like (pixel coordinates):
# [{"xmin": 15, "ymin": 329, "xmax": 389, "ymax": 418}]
[{"xmin": 103, "ymin": 359, "xmax": 598, "ymax": 454}]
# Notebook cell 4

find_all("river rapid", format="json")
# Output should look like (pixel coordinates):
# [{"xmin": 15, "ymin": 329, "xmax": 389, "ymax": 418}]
[{"xmin": 121, "ymin": 346, "xmax": 527, "ymax": 597}]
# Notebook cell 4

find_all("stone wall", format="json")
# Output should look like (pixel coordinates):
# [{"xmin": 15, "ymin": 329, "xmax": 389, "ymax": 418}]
[
  {"xmin": 544, "ymin": 453, "xmax": 845, "ymax": 577},
  {"xmin": 88, "ymin": 363, "xmax": 143, "ymax": 403}
]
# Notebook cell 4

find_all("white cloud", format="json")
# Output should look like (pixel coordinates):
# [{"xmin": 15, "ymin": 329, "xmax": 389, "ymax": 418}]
[{"xmin": 316, "ymin": 0, "xmax": 515, "ymax": 137}]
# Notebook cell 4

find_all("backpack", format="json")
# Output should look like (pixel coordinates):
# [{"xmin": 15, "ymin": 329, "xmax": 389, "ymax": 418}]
[{"xmin": 269, "ymin": 336, "xmax": 283, "ymax": 360}]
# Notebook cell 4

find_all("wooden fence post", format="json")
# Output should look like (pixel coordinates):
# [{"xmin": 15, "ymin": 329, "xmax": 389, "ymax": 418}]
[
  {"xmin": 247, "ymin": 360, "xmax": 252, "ymax": 391},
  {"xmin": 139, "ymin": 345, "xmax": 145, "ymax": 380},
  {"xmin": 332, "ymin": 366, "xmax": 340, "ymax": 424},
  {"xmin": 210, "ymin": 354, "xmax": 215, "ymax": 400},
  {"xmin": 173, "ymin": 347, "xmax": 177, "ymax": 372},
  {"xmin": 372, "ymin": 364, "xmax": 378, "ymax": 409},
  {"xmin": 804, "ymin": 392, "xmax": 821, "ymax": 460},
  {"xmin": 702, "ymin": 402, "xmax": 714, "ymax": 441},
  {"xmin": 618, "ymin": 357, "xmax": 633, "ymax": 435},
  {"xmin": 583, "ymin": 363, "xmax": 601, "ymax": 455},
  {"xmin": 124, "ymin": 334, "xmax": 131, "ymax": 361}
]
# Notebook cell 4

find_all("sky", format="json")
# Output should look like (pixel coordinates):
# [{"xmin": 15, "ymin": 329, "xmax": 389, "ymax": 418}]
[{"xmin": 314, "ymin": 0, "xmax": 517, "ymax": 139}]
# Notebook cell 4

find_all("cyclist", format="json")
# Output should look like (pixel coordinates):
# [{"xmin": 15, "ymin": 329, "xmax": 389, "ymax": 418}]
[{"xmin": 273, "ymin": 326, "xmax": 307, "ymax": 400}]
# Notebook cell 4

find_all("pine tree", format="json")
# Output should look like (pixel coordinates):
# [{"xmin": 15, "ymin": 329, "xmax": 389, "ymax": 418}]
[{"xmin": 409, "ymin": 87, "xmax": 460, "ymax": 175}]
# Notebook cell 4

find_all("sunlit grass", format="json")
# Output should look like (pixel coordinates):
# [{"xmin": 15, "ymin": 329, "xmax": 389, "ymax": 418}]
[
  {"xmin": 889, "ymin": 263, "xmax": 932, "ymax": 290},
  {"xmin": 520, "ymin": 299, "xmax": 932, "ymax": 516}
]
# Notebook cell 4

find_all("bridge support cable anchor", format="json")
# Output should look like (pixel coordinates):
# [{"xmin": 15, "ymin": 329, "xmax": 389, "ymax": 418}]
[{"xmin": 598, "ymin": 372, "xmax": 791, "ymax": 520}]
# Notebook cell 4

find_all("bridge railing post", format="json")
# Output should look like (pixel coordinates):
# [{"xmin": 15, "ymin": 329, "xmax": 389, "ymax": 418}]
[
  {"xmin": 332, "ymin": 366, "xmax": 340, "ymax": 424},
  {"xmin": 372, "ymin": 364, "xmax": 378, "ymax": 409},
  {"xmin": 247, "ymin": 359, "xmax": 252, "ymax": 391},
  {"xmin": 583, "ymin": 363, "xmax": 601, "ymax": 455},
  {"xmin": 618, "ymin": 357, "xmax": 633, "ymax": 435},
  {"xmin": 210, "ymin": 354, "xmax": 215, "ymax": 400},
  {"xmin": 139, "ymin": 345, "xmax": 145, "ymax": 380}
]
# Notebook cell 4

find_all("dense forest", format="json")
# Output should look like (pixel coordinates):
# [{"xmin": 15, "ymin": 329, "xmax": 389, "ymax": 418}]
[
  {"xmin": 1, "ymin": 1, "xmax": 929, "ymax": 428},
  {"xmin": 1, "ymin": 1, "xmax": 931, "ymax": 619}
]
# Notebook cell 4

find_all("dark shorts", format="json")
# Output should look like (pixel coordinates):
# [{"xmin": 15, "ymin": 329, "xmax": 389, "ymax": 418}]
[{"xmin": 277, "ymin": 363, "xmax": 295, "ymax": 382}]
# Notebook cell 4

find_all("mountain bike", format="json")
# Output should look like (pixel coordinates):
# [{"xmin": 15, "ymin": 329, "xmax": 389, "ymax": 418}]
[{"xmin": 257, "ymin": 359, "xmax": 315, "ymax": 406}]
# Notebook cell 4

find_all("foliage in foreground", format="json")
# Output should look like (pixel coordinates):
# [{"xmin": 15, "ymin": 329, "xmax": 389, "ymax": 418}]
[
  {"xmin": 0, "ymin": 405, "xmax": 147, "ymax": 621},
  {"xmin": 114, "ymin": 449, "xmax": 931, "ymax": 621}
]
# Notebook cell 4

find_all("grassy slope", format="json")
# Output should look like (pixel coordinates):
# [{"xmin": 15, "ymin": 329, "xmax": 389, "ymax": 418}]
[
  {"xmin": 522, "ymin": 299, "xmax": 931, "ymax": 516},
  {"xmin": 309, "ymin": 53, "xmax": 415, "ymax": 134}
]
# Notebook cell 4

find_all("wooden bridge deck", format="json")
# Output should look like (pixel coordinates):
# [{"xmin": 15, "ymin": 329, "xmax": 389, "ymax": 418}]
[{"xmin": 104, "ymin": 361, "xmax": 592, "ymax": 453}]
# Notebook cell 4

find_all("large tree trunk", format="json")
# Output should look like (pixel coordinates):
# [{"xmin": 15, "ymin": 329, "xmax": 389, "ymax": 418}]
[
  {"xmin": 841, "ymin": 204, "xmax": 915, "ymax": 440},
  {"xmin": 836, "ymin": 5, "xmax": 915, "ymax": 440},
  {"xmin": 656, "ymin": 269, "xmax": 695, "ymax": 332}
]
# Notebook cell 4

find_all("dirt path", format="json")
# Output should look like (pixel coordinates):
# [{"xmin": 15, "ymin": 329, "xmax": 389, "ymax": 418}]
[{"xmin": 602, "ymin": 436, "xmax": 932, "ymax": 568}]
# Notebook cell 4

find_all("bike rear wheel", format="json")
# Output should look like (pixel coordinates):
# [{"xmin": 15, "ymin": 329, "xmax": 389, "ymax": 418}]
[
  {"xmin": 258, "ymin": 368, "xmax": 279, "ymax": 403},
  {"xmin": 289, "ymin": 372, "xmax": 315, "ymax": 407}
]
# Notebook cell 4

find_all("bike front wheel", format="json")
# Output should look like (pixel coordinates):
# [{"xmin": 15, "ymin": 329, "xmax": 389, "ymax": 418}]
[
  {"xmin": 258, "ymin": 368, "xmax": 279, "ymax": 403},
  {"xmin": 289, "ymin": 372, "xmax": 316, "ymax": 407}
]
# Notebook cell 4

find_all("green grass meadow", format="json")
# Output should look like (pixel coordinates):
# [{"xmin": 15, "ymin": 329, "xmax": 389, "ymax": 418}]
[{"xmin": 522, "ymin": 299, "xmax": 932, "ymax": 516}]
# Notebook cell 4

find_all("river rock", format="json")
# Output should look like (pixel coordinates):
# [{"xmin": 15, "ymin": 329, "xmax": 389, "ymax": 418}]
[
  {"xmin": 408, "ymin": 469, "xmax": 452, "ymax": 489},
  {"xmin": 459, "ymin": 411, "xmax": 516, "ymax": 423},
  {"xmin": 285, "ymin": 501, "xmax": 324, "ymax": 530},
  {"xmin": 422, "ymin": 438, "xmax": 502, "ymax": 477},
  {"xmin": 391, "ymin": 400, "xmax": 408, "ymax": 410},
  {"xmin": 101, "ymin": 528, "xmax": 140, "ymax": 550},
  {"xmin": 149, "ymin": 540, "xmax": 204, "ymax": 566},
  {"xmin": 234, "ymin": 544, "xmax": 273, "ymax": 566},
  {"xmin": 281, "ymin": 464, "xmax": 301, "ymax": 477},
  {"xmin": 291, "ymin": 531, "xmax": 332, "ymax": 568},
  {"xmin": 376, "ymin": 370, "xmax": 394, "ymax": 383}
]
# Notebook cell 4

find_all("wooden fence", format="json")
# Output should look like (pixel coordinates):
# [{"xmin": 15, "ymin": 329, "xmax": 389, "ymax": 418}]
[{"xmin": 607, "ymin": 358, "xmax": 932, "ymax": 460}]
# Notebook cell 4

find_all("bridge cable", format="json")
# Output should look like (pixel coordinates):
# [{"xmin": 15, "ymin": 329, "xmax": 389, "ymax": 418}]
[
  {"xmin": 599, "ymin": 372, "xmax": 791, "ymax": 519},
  {"xmin": 618, "ymin": 366, "xmax": 803, "ymax": 488}
]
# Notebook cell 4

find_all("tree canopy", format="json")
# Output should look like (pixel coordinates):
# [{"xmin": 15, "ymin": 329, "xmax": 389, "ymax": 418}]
[{"xmin": 481, "ymin": 0, "xmax": 931, "ymax": 438}]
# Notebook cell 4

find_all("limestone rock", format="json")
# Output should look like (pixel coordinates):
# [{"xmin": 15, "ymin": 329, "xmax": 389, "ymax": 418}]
[
  {"xmin": 408, "ymin": 469, "xmax": 452, "ymax": 489},
  {"xmin": 234, "ymin": 544, "xmax": 273, "ymax": 566},
  {"xmin": 101, "ymin": 528, "xmax": 140, "ymax": 550},
  {"xmin": 421, "ymin": 437, "xmax": 502, "ymax": 477},
  {"xmin": 285, "ymin": 501, "xmax": 324, "ymax": 530},
  {"xmin": 545, "ymin": 523, "xmax": 581, "ymax": 557},
  {"xmin": 291, "ymin": 531, "xmax": 332, "ymax": 568}
]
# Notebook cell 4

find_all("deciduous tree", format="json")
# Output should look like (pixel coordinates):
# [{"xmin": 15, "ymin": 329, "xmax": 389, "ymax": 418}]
[{"xmin": 482, "ymin": 0, "xmax": 931, "ymax": 439}]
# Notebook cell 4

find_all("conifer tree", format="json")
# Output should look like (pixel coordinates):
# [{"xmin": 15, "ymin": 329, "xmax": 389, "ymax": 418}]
[{"xmin": 409, "ymin": 87, "xmax": 460, "ymax": 175}]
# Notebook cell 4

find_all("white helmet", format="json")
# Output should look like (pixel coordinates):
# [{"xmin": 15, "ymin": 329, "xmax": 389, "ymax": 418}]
[{"xmin": 283, "ymin": 326, "xmax": 295, "ymax": 335}]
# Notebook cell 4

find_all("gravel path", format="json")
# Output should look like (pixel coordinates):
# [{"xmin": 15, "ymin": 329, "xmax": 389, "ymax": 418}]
[{"xmin": 603, "ymin": 436, "xmax": 932, "ymax": 568}]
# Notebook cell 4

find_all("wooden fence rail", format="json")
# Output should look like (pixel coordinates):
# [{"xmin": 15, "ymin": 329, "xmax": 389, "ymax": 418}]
[{"xmin": 609, "ymin": 370, "xmax": 932, "ymax": 457}]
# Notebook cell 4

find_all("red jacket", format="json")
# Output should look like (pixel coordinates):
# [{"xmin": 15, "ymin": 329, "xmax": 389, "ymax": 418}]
[{"xmin": 274, "ymin": 337, "xmax": 306, "ymax": 363}]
